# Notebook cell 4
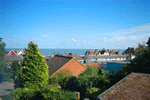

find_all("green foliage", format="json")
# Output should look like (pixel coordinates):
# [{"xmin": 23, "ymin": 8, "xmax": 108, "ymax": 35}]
[
  {"xmin": 78, "ymin": 65, "xmax": 100, "ymax": 91},
  {"xmin": 10, "ymin": 85, "xmax": 77, "ymax": 100},
  {"xmin": 36, "ymin": 85, "xmax": 77, "ymax": 100},
  {"xmin": 12, "ymin": 60, "xmax": 21, "ymax": 79},
  {"xmin": 77, "ymin": 66, "xmax": 110, "ymax": 99},
  {"xmin": 50, "ymin": 70, "xmax": 77, "ymax": 89},
  {"xmin": 86, "ymin": 87, "xmax": 100, "ymax": 94},
  {"xmin": 86, "ymin": 87, "xmax": 106, "ymax": 100},
  {"xmin": 10, "ymin": 87, "xmax": 37, "ymax": 100},
  {"xmin": 0, "ymin": 62, "xmax": 13, "ymax": 83},
  {"xmin": 18, "ymin": 41, "xmax": 49, "ymax": 90}
]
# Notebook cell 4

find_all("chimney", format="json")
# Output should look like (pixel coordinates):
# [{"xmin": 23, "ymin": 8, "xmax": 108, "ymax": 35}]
[
  {"xmin": 130, "ymin": 50, "xmax": 132, "ymax": 60},
  {"xmin": 76, "ymin": 53, "xmax": 77, "ymax": 56},
  {"xmin": 17, "ymin": 49, "xmax": 19, "ymax": 54},
  {"xmin": 118, "ymin": 50, "xmax": 120, "ymax": 55},
  {"xmin": 54, "ymin": 52, "xmax": 56, "ymax": 56},
  {"xmin": 84, "ymin": 59, "xmax": 88, "ymax": 63}
]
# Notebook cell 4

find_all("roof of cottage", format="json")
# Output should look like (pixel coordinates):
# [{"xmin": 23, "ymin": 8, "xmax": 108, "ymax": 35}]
[
  {"xmin": 97, "ymin": 72, "xmax": 150, "ymax": 100},
  {"xmin": 4, "ymin": 55, "xmax": 23, "ymax": 62},
  {"xmin": 46, "ymin": 55, "xmax": 73, "ymax": 76}
]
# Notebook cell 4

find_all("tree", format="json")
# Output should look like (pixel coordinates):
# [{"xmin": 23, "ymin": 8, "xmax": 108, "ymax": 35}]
[
  {"xmin": 12, "ymin": 60, "xmax": 21, "ymax": 88},
  {"xmin": 146, "ymin": 37, "xmax": 150, "ymax": 47},
  {"xmin": 0, "ymin": 38, "xmax": 13, "ymax": 83},
  {"xmin": 18, "ymin": 41, "xmax": 49, "ymax": 89}
]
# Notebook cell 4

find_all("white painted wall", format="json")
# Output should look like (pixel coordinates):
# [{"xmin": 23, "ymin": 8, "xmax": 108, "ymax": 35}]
[
  {"xmin": 104, "ymin": 52, "xmax": 109, "ymax": 55},
  {"xmin": 18, "ymin": 50, "xmax": 24, "ymax": 55}
]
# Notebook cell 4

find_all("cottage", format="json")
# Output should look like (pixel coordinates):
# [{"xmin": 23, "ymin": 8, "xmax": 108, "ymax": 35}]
[
  {"xmin": 7, "ymin": 50, "xmax": 18, "ymax": 55},
  {"xmin": 46, "ymin": 55, "xmax": 87, "ymax": 77},
  {"xmin": 97, "ymin": 72, "xmax": 150, "ymax": 100},
  {"xmin": 18, "ymin": 50, "xmax": 25, "ymax": 55}
]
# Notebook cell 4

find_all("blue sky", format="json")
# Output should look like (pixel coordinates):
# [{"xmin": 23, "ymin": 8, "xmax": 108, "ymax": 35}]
[{"xmin": 1, "ymin": 0, "xmax": 150, "ymax": 49}]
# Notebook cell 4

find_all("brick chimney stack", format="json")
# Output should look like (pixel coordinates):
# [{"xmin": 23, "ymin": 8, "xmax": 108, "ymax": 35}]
[
  {"xmin": 17, "ymin": 49, "xmax": 19, "ymax": 54},
  {"xmin": 84, "ymin": 59, "xmax": 88, "ymax": 63},
  {"xmin": 118, "ymin": 50, "xmax": 120, "ymax": 55},
  {"xmin": 130, "ymin": 50, "xmax": 132, "ymax": 60}
]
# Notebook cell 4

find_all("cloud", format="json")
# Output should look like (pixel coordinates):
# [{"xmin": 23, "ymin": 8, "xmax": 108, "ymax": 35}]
[
  {"xmin": 72, "ymin": 38, "xmax": 76, "ymax": 42},
  {"xmin": 42, "ymin": 35, "xmax": 48, "ymax": 37},
  {"xmin": 100, "ymin": 23, "xmax": 150, "ymax": 36}
]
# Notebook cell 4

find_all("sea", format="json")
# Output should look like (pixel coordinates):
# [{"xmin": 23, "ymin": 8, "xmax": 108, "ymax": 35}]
[{"xmin": 5, "ymin": 48, "xmax": 126, "ymax": 56}]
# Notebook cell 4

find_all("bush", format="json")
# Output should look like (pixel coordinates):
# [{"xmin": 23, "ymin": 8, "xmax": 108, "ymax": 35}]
[
  {"xmin": 49, "ymin": 70, "xmax": 77, "ymax": 89},
  {"xmin": 86, "ymin": 87, "xmax": 104, "ymax": 100},
  {"xmin": 10, "ymin": 87, "xmax": 37, "ymax": 100},
  {"xmin": 10, "ymin": 85, "xmax": 77, "ymax": 100},
  {"xmin": 37, "ymin": 86, "xmax": 77, "ymax": 100}
]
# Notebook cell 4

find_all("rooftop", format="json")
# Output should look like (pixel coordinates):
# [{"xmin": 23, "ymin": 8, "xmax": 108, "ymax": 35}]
[{"xmin": 97, "ymin": 72, "xmax": 150, "ymax": 100}]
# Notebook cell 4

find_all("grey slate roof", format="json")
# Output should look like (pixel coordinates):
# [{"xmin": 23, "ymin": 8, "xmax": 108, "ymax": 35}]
[
  {"xmin": 46, "ymin": 55, "xmax": 73, "ymax": 76},
  {"xmin": 4, "ymin": 55, "xmax": 23, "ymax": 62},
  {"xmin": 89, "ymin": 55, "xmax": 129, "ymax": 59}
]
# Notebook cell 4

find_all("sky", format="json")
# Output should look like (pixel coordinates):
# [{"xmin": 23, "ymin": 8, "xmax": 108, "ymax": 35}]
[{"xmin": 1, "ymin": 0, "xmax": 150, "ymax": 49}]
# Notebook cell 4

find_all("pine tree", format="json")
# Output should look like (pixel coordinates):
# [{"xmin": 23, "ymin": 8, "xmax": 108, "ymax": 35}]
[{"xmin": 19, "ymin": 41, "xmax": 49, "ymax": 89}]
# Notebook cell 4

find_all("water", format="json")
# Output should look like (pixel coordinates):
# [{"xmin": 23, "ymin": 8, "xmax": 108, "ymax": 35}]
[{"xmin": 5, "ymin": 48, "xmax": 126, "ymax": 56}]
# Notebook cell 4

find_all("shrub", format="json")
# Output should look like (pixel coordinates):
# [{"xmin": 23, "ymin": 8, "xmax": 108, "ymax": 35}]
[
  {"xmin": 10, "ymin": 85, "xmax": 77, "ymax": 100},
  {"xmin": 10, "ymin": 87, "xmax": 37, "ymax": 100},
  {"xmin": 37, "ymin": 85, "xmax": 77, "ymax": 100},
  {"xmin": 50, "ymin": 70, "xmax": 77, "ymax": 89},
  {"xmin": 86, "ymin": 87, "xmax": 106, "ymax": 100}
]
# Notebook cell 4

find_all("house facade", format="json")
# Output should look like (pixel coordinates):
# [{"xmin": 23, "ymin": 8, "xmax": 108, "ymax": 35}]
[{"xmin": 86, "ymin": 55, "xmax": 128, "ymax": 63}]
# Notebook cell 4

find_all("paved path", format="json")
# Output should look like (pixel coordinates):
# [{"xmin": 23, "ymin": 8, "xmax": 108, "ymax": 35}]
[{"xmin": 0, "ymin": 82, "xmax": 14, "ymax": 96}]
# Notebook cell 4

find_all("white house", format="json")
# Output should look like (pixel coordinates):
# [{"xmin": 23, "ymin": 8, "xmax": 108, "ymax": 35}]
[{"xmin": 18, "ymin": 50, "xmax": 25, "ymax": 55}]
